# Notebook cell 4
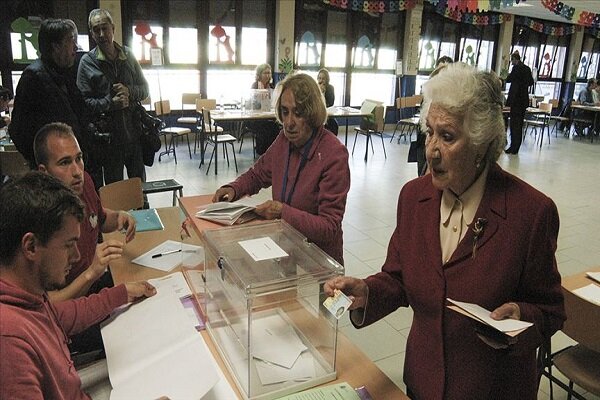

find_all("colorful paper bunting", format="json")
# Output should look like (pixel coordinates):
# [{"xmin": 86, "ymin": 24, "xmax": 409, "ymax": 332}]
[
  {"xmin": 322, "ymin": 0, "xmax": 597, "ymax": 29},
  {"xmin": 540, "ymin": 0, "xmax": 600, "ymax": 28}
]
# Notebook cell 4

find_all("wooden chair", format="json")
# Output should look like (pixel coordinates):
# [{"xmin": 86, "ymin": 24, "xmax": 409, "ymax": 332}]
[
  {"xmin": 352, "ymin": 104, "xmax": 386, "ymax": 161},
  {"xmin": 201, "ymin": 107, "xmax": 238, "ymax": 175},
  {"xmin": 154, "ymin": 100, "xmax": 192, "ymax": 164},
  {"xmin": 0, "ymin": 150, "xmax": 30, "ymax": 182},
  {"xmin": 570, "ymin": 100, "xmax": 594, "ymax": 139},
  {"xmin": 524, "ymin": 102, "xmax": 552, "ymax": 147},
  {"xmin": 98, "ymin": 177, "xmax": 144, "ymax": 211},
  {"xmin": 390, "ymin": 95, "xmax": 421, "ymax": 143},
  {"xmin": 193, "ymin": 98, "xmax": 218, "ymax": 155},
  {"xmin": 548, "ymin": 98, "xmax": 570, "ymax": 137},
  {"xmin": 176, "ymin": 93, "xmax": 201, "ymax": 126}
]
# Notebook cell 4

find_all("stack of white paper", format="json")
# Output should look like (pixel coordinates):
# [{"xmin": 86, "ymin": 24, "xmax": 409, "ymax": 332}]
[
  {"xmin": 196, "ymin": 197, "xmax": 263, "ymax": 225},
  {"xmin": 252, "ymin": 313, "xmax": 315, "ymax": 385}
]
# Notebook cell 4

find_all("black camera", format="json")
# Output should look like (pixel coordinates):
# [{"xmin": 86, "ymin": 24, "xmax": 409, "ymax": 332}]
[{"xmin": 87, "ymin": 122, "xmax": 112, "ymax": 144}]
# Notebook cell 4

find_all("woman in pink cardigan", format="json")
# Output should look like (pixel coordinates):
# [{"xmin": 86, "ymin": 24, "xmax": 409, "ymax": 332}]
[
  {"xmin": 325, "ymin": 63, "xmax": 565, "ymax": 399},
  {"xmin": 213, "ymin": 73, "xmax": 350, "ymax": 265}
]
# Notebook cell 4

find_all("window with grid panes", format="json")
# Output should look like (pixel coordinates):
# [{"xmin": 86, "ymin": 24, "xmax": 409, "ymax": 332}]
[{"xmin": 511, "ymin": 20, "xmax": 570, "ymax": 101}]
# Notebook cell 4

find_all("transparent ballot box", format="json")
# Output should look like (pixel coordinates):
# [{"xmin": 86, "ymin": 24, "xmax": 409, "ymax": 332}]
[
  {"xmin": 196, "ymin": 220, "xmax": 344, "ymax": 400},
  {"xmin": 244, "ymin": 89, "xmax": 272, "ymax": 112}
]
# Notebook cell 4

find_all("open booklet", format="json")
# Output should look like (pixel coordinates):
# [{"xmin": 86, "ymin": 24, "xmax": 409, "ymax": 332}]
[
  {"xmin": 196, "ymin": 196, "xmax": 264, "ymax": 225},
  {"xmin": 447, "ymin": 298, "xmax": 533, "ymax": 346}
]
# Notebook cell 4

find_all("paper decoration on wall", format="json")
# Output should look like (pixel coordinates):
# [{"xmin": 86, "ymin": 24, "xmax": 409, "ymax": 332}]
[
  {"xmin": 586, "ymin": 27, "xmax": 600, "ymax": 39},
  {"xmin": 11, "ymin": 17, "xmax": 40, "ymax": 63},
  {"xmin": 279, "ymin": 46, "xmax": 293, "ymax": 74},
  {"xmin": 321, "ymin": 0, "xmax": 525, "ymax": 14},
  {"xmin": 323, "ymin": 0, "xmax": 514, "ymax": 25},
  {"xmin": 356, "ymin": 35, "xmax": 375, "ymax": 67},
  {"xmin": 515, "ymin": 16, "xmax": 577, "ymax": 36},
  {"xmin": 134, "ymin": 22, "xmax": 159, "ymax": 64},
  {"xmin": 540, "ymin": 0, "xmax": 600, "ymax": 29},
  {"xmin": 211, "ymin": 24, "xmax": 235, "ymax": 63},
  {"xmin": 323, "ymin": 0, "xmax": 597, "ymax": 29},
  {"xmin": 299, "ymin": 31, "xmax": 320, "ymax": 65},
  {"xmin": 322, "ymin": 0, "xmax": 418, "ymax": 13},
  {"xmin": 429, "ymin": 0, "xmax": 515, "ymax": 25}
]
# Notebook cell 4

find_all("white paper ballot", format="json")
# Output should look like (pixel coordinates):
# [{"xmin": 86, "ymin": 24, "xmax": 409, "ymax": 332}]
[
  {"xmin": 148, "ymin": 271, "xmax": 193, "ymax": 297},
  {"xmin": 255, "ymin": 352, "xmax": 315, "ymax": 385},
  {"xmin": 239, "ymin": 237, "xmax": 288, "ymax": 261},
  {"xmin": 132, "ymin": 240, "xmax": 203, "ymax": 271},
  {"xmin": 447, "ymin": 298, "xmax": 533, "ymax": 333},
  {"xmin": 573, "ymin": 283, "xmax": 600, "ymax": 305},
  {"xmin": 252, "ymin": 313, "xmax": 307, "ymax": 368}
]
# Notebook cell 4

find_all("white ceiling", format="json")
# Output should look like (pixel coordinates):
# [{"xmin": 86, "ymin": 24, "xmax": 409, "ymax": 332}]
[{"xmin": 499, "ymin": 0, "xmax": 600, "ymax": 25}]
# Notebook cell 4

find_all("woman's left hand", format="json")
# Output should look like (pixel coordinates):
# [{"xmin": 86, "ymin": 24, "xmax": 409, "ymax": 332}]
[
  {"xmin": 490, "ymin": 302, "xmax": 521, "ymax": 321},
  {"xmin": 254, "ymin": 200, "xmax": 283, "ymax": 219}
]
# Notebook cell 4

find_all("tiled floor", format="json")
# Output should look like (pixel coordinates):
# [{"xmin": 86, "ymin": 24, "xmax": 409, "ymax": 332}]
[{"xmin": 145, "ymin": 125, "xmax": 600, "ymax": 399}]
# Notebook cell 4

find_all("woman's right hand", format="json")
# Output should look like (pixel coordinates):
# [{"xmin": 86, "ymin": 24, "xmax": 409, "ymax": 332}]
[
  {"xmin": 212, "ymin": 186, "xmax": 235, "ymax": 202},
  {"xmin": 324, "ymin": 276, "xmax": 369, "ymax": 310}
]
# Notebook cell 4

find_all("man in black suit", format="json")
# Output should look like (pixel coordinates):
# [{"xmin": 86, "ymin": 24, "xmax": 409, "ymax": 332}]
[{"xmin": 505, "ymin": 52, "xmax": 534, "ymax": 154}]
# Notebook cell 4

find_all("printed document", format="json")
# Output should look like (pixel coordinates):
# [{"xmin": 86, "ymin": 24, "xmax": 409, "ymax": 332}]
[{"xmin": 101, "ymin": 272, "xmax": 220, "ymax": 400}]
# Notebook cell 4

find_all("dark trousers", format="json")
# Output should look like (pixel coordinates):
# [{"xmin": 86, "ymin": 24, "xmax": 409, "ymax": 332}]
[
  {"xmin": 250, "ymin": 120, "xmax": 280, "ymax": 155},
  {"xmin": 325, "ymin": 117, "xmax": 339, "ymax": 136},
  {"xmin": 103, "ymin": 141, "xmax": 146, "ymax": 185},
  {"xmin": 68, "ymin": 270, "xmax": 114, "ymax": 357},
  {"xmin": 508, "ymin": 106, "xmax": 526, "ymax": 153}
]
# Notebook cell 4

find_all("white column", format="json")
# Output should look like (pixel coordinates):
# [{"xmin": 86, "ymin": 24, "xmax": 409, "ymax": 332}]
[
  {"xmin": 274, "ymin": 0, "xmax": 295, "ymax": 74},
  {"xmin": 495, "ymin": 17, "xmax": 514, "ymax": 78},
  {"xmin": 403, "ymin": 2, "xmax": 423, "ymax": 76}
]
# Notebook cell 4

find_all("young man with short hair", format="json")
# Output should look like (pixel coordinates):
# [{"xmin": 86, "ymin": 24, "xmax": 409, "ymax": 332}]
[{"xmin": 0, "ymin": 171, "xmax": 156, "ymax": 399}]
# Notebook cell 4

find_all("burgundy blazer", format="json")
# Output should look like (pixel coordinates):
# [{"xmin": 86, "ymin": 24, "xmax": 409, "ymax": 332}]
[{"xmin": 356, "ymin": 163, "xmax": 565, "ymax": 400}]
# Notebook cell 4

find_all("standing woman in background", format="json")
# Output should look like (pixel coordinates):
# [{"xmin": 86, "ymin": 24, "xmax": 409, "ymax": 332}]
[
  {"xmin": 250, "ymin": 63, "xmax": 279, "ymax": 155},
  {"xmin": 318, "ymin": 68, "xmax": 339, "ymax": 136}
]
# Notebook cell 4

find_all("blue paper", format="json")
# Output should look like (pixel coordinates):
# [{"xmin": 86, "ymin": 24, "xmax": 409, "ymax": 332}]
[{"xmin": 130, "ymin": 209, "xmax": 164, "ymax": 232}]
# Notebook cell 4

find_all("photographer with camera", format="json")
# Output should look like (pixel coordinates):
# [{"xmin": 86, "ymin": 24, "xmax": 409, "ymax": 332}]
[
  {"xmin": 77, "ymin": 9, "xmax": 149, "ymax": 190},
  {"xmin": 9, "ymin": 19, "xmax": 85, "ymax": 169}
]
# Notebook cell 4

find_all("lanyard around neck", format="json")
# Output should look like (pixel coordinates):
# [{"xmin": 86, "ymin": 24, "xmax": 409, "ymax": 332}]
[{"xmin": 280, "ymin": 130, "xmax": 316, "ymax": 205}]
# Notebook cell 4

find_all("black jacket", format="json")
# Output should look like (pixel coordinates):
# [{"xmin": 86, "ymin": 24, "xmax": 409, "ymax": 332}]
[
  {"xmin": 9, "ymin": 58, "xmax": 85, "ymax": 163},
  {"xmin": 506, "ymin": 61, "xmax": 534, "ymax": 110}
]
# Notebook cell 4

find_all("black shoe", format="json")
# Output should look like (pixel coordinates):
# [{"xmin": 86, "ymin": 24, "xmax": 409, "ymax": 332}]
[{"xmin": 504, "ymin": 149, "xmax": 515, "ymax": 154}]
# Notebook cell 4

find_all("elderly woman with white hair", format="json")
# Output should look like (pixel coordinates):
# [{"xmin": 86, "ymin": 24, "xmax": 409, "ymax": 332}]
[{"xmin": 325, "ymin": 63, "xmax": 564, "ymax": 399}]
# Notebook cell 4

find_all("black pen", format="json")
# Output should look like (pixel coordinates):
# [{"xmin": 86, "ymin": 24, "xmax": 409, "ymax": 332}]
[{"xmin": 151, "ymin": 249, "xmax": 182, "ymax": 258}]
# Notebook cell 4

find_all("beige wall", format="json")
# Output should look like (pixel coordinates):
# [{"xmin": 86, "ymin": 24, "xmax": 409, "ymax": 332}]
[{"xmin": 99, "ymin": 0, "xmax": 123, "ymax": 45}]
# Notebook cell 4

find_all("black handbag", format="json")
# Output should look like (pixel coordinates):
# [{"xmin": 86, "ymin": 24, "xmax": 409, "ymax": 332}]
[{"xmin": 135, "ymin": 102, "xmax": 162, "ymax": 167}]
